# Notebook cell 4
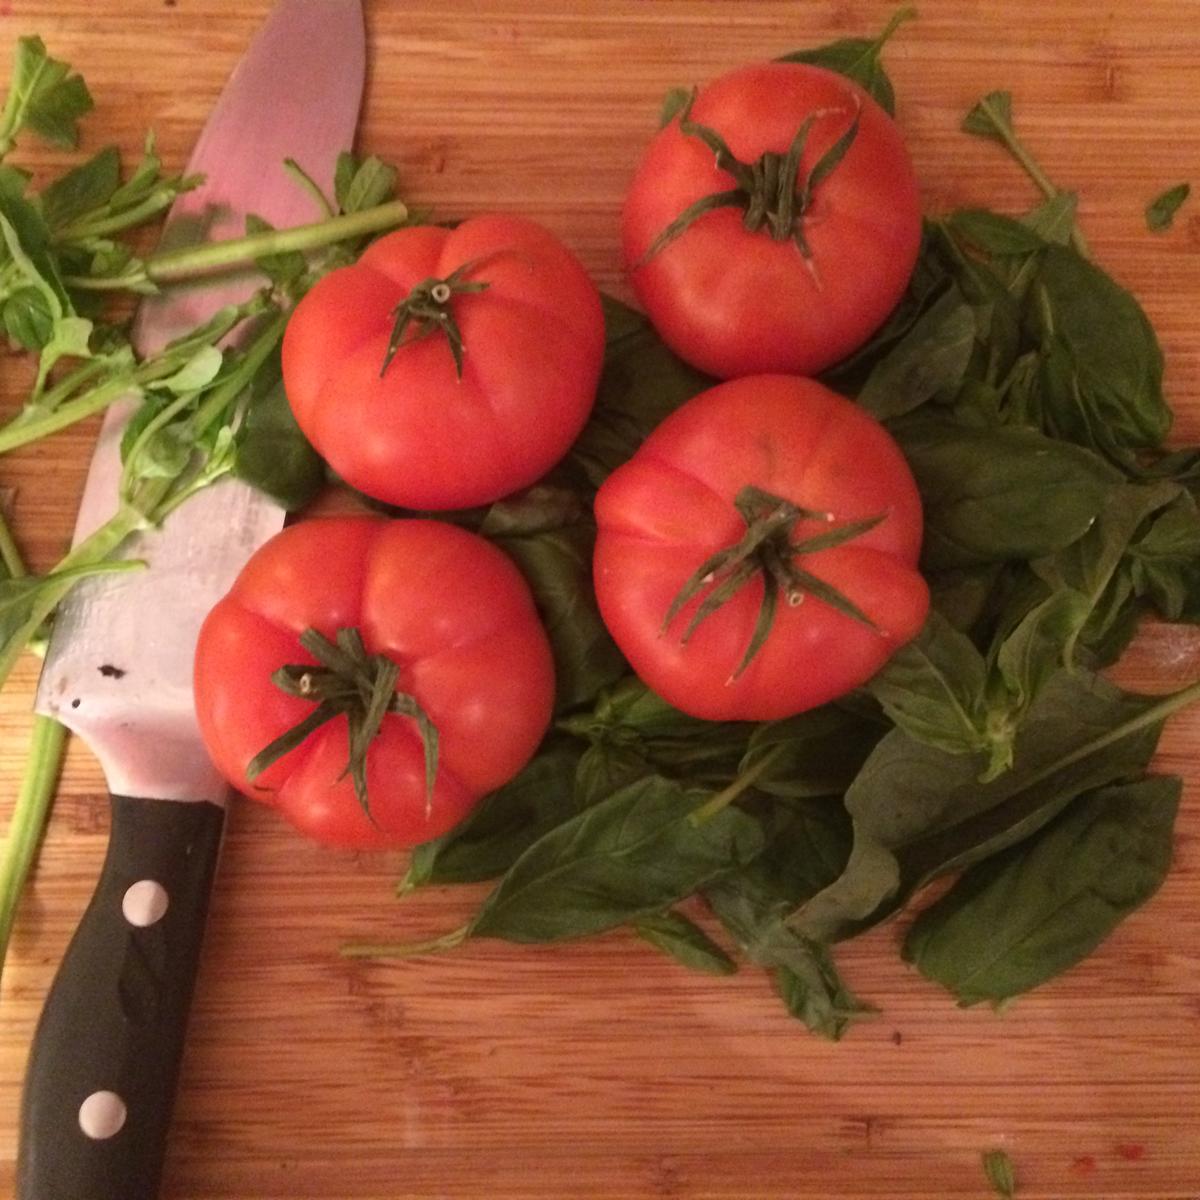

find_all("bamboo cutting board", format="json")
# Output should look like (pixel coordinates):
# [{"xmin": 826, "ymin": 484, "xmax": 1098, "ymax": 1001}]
[{"xmin": 2, "ymin": 2, "xmax": 1199, "ymax": 1197}]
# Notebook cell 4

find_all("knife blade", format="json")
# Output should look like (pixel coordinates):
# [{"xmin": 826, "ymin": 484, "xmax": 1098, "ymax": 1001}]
[{"xmin": 19, "ymin": 3, "xmax": 364, "ymax": 1197}]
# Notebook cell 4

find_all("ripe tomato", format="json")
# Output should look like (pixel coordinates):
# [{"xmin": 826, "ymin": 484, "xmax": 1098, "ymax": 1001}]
[
  {"xmin": 194, "ymin": 517, "xmax": 555, "ymax": 849},
  {"xmin": 282, "ymin": 215, "xmax": 605, "ymax": 510},
  {"xmin": 622, "ymin": 62, "xmax": 921, "ymax": 379},
  {"xmin": 593, "ymin": 376, "xmax": 929, "ymax": 721}
]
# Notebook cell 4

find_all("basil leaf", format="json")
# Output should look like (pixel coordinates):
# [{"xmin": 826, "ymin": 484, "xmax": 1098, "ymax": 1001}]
[
  {"xmin": 1027, "ymin": 244, "xmax": 1169, "ymax": 452},
  {"xmin": 1145, "ymin": 182, "xmax": 1190, "ymax": 232},
  {"xmin": 1128, "ymin": 491, "xmax": 1200, "ymax": 620},
  {"xmin": 402, "ymin": 738, "xmax": 585, "ymax": 890},
  {"xmin": 568, "ymin": 295, "xmax": 712, "ymax": 489},
  {"xmin": 792, "ymin": 670, "xmax": 1172, "ymax": 942},
  {"xmin": 895, "ymin": 420, "xmax": 1119, "ymax": 570},
  {"xmin": 740, "ymin": 705, "xmax": 883, "ymax": 799},
  {"xmin": 904, "ymin": 776, "xmax": 1180, "ymax": 1006},
  {"xmin": 334, "ymin": 151, "xmax": 397, "ymax": 215},
  {"xmin": 634, "ymin": 910, "xmax": 736, "ymax": 976},
  {"xmin": 1021, "ymin": 192, "xmax": 1078, "ymax": 245},
  {"xmin": 233, "ymin": 351, "xmax": 325, "ymax": 510},
  {"xmin": 778, "ymin": 6, "xmax": 916, "ymax": 116},
  {"xmin": 982, "ymin": 1149, "xmax": 1018, "ymax": 1199},
  {"xmin": 945, "ymin": 209, "xmax": 1047, "ymax": 256},
  {"xmin": 864, "ymin": 610, "xmax": 992, "ymax": 758},
  {"xmin": 574, "ymin": 742, "xmax": 651, "ymax": 807},
  {"xmin": 962, "ymin": 90, "xmax": 1013, "ymax": 142},
  {"xmin": 705, "ymin": 803, "xmax": 871, "ymax": 1039},
  {"xmin": 856, "ymin": 284, "xmax": 976, "ymax": 420},
  {"xmin": 493, "ymin": 520, "xmax": 627, "ymax": 712},
  {"xmin": 470, "ymin": 775, "xmax": 765, "ymax": 942}
]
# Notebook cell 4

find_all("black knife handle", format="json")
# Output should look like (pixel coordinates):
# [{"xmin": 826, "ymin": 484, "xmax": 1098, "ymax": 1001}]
[{"xmin": 17, "ymin": 794, "xmax": 225, "ymax": 1200}]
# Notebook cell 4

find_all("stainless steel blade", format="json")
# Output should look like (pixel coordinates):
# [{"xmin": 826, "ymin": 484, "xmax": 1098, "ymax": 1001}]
[{"xmin": 34, "ymin": 0, "xmax": 365, "ymax": 802}]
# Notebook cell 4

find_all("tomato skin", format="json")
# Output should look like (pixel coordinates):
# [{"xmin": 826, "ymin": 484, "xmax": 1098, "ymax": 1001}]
[
  {"xmin": 593, "ymin": 376, "xmax": 929, "ymax": 721},
  {"xmin": 282, "ymin": 215, "xmax": 605, "ymax": 510},
  {"xmin": 622, "ymin": 62, "xmax": 921, "ymax": 379},
  {"xmin": 194, "ymin": 516, "xmax": 555, "ymax": 849}
]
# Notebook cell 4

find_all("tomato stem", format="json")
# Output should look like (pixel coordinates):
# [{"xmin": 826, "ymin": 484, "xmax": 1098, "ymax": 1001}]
[
  {"xmin": 380, "ymin": 259, "xmax": 490, "ymax": 378},
  {"xmin": 247, "ymin": 626, "xmax": 439, "ymax": 822},
  {"xmin": 639, "ymin": 92, "xmax": 861, "ymax": 265},
  {"xmin": 663, "ymin": 485, "xmax": 885, "ymax": 680}
]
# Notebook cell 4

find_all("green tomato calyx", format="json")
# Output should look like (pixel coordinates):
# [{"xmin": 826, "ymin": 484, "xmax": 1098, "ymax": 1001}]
[
  {"xmin": 662, "ymin": 485, "xmax": 884, "ymax": 681},
  {"xmin": 246, "ymin": 626, "xmax": 439, "ymax": 822},
  {"xmin": 380, "ymin": 259, "xmax": 491, "ymax": 378},
  {"xmin": 639, "ymin": 91, "xmax": 861, "ymax": 265}
]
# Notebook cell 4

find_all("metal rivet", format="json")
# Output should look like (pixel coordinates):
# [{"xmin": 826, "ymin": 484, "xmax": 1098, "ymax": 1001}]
[
  {"xmin": 121, "ymin": 880, "xmax": 169, "ymax": 928},
  {"xmin": 79, "ymin": 1090, "xmax": 127, "ymax": 1140}
]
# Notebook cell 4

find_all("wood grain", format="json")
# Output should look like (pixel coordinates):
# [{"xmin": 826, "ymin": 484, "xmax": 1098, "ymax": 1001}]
[{"xmin": 1, "ymin": 2, "xmax": 1199, "ymax": 1197}]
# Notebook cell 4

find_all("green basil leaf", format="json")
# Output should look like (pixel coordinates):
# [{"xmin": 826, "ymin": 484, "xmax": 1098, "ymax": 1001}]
[
  {"xmin": 793, "ymin": 670, "xmax": 1172, "ymax": 943},
  {"xmin": 777, "ymin": 6, "xmax": 916, "ymax": 116},
  {"xmin": 233, "ymin": 352, "xmax": 325, "ymax": 511},
  {"xmin": 633, "ymin": 910, "xmax": 736, "ymax": 976},
  {"xmin": 568, "ymin": 295, "xmax": 712, "ymax": 489},
  {"xmin": 574, "ymin": 742, "xmax": 652, "ymax": 807},
  {"xmin": 1128, "ymin": 491, "xmax": 1200, "ymax": 621},
  {"xmin": 981, "ymin": 1149, "xmax": 1018, "ymax": 1199},
  {"xmin": 470, "ymin": 774, "xmax": 765, "ymax": 943},
  {"xmin": 856, "ymin": 285, "xmax": 976, "ymax": 420},
  {"xmin": 961, "ymin": 90, "xmax": 1014, "ymax": 142},
  {"xmin": 2, "ymin": 286, "xmax": 54, "ymax": 349},
  {"xmin": 1022, "ymin": 192, "xmax": 1078, "ymax": 246},
  {"xmin": 904, "ymin": 776, "xmax": 1180, "ymax": 1006},
  {"xmin": 864, "ymin": 610, "xmax": 992, "ymax": 758},
  {"xmin": 896, "ymin": 420, "xmax": 1119, "ymax": 570},
  {"xmin": 1027, "ymin": 244, "xmax": 1169, "ymax": 451},
  {"xmin": 945, "ymin": 209, "xmax": 1047, "ymax": 256},
  {"xmin": 1145, "ymin": 182, "xmax": 1190, "ymax": 232},
  {"xmin": 402, "ymin": 738, "xmax": 585, "ymax": 890},
  {"xmin": 494, "ymin": 521, "xmax": 627, "ymax": 712},
  {"xmin": 740, "ymin": 705, "xmax": 882, "ymax": 799},
  {"xmin": 334, "ymin": 152, "xmax": 397, "ymax": 215}
]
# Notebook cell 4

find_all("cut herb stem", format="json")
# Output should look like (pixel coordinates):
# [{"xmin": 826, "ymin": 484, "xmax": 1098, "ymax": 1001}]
[
  {"xmin": 340, "ymin": 923, "xmax": 470, "ymax": 959},
  {"xmin": 689, "ymin": 741, "xmax": 789, "ymax": 825}
]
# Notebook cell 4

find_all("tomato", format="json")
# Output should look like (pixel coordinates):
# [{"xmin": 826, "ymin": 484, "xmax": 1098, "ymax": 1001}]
[
  {"xmin": 622, "ymin": 62, "xmax": 922, "ymax": 380},
  {"xmin": 282, "ymin": 215, "xmax": 605, "ymax": 510},
  {"xmin": 593, "ymin": 375, "xmax": 929, "ymax": 721},
  {"xmin": 193, "ymin": 516, "xmax": 555, "ymax": 849}
]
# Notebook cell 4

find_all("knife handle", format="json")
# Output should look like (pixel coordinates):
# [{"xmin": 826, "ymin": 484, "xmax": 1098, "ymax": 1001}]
[{"xmin": 17, "ymin": 794, "xmax": 225, "ymax": 1200}]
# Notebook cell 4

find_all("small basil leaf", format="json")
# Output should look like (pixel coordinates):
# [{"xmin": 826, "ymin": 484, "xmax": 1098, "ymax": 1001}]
[
  {"xmin": 574, "ymin": 742, "xmax": 652, "ymax": 808},
  {"xmin": 1145, "ymin": 182, "xmax": 1190, "ymax": 232},
  {"xmin": 470, "ymin": 774, "xmax": 765, "ymax": 943},
  {"xmin": 634, "ymin": 910, "xmax": 736, "ymax": 976},
  {"xmin": 945, "ymin": 209, "xmax": 1047, "ymax": 256},
  {"xmin": 0, "ymin": 37, "xmax": 93, "ymax": 152},
  {"xmin": 1128, "ymin": 491, "xmax": 1200, "ymax": 621},
  {"xmin": 37, "ymin": 145, "xmax": 120, "ymax": 229},
  {"xmin": 856, "ymin": 284, "xmax": 976, "ymax": 420}
]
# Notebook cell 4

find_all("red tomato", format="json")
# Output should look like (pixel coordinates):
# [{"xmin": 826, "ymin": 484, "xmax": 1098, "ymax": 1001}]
[
  {"xmin": 194, "ymin": 517, "xmax": 555, "ymax": 849},
  {"xmin": 593, "ymin": 376, "xmax": 929, "ymax": 721},
  {"xmin": 622, "ymin": 62, "xmax": 921, "ymax": 379},
  {"xmin": 282, "ymin": 215, "xmax": 605, "ymax": 510}
]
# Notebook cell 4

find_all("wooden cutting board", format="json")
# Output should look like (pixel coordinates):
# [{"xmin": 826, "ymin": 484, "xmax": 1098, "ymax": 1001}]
[{"xmin": 1, "ymin": 1, "xmax": 1199, "ymax": 1196}]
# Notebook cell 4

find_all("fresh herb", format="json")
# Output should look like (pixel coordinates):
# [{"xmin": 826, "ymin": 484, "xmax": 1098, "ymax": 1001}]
[
  {"xmin": 981, "ymin": 1148, "xmax": 1018, "ymax": 1198},
  {"xmin": 1145, "ymin": 182, "xmax": 1189, "ymax": 232},
  {"xmin": 634, "ymin": 910, "xmax": 737, "ymax": 976}
]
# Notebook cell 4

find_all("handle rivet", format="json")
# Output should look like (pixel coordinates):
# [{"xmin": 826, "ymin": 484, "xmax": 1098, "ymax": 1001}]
[
  {"xmin": 121, "ymin": 880, "xmax": 170, "ymax": 928},
  {"xmin": 78, "ymin": 1090, "xmax": 127, "ymax": 1140}
]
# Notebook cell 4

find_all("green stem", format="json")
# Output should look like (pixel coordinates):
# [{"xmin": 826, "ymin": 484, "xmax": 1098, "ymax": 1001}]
[
  {"xmin": 145, "ymin": 199, "xmax": 409, "ymax": 284},
  {"xmin": 0, "ymin": 375, "xmax": 136, "ymax": 455},
  {"xmin": 58, "ymin": 189, "xmax": 177, "ymax": 242},
  {"xmin": 0, "ymin": 716, "xmax": 68, "ymax": 987},
  {"xmin": 340, "ymin": 923, "xmax": 471, "ymax": 959},
  {"xmin": 0, "ymin": 508, "xmax": 24, "ymax": 579},
  {"xmin": 688, "ymin": 742, "xmax": 789, "ymax": 825},
  {"xmin": 978, "ymin": 94, "xmax": 1090, "ymax": 258}
]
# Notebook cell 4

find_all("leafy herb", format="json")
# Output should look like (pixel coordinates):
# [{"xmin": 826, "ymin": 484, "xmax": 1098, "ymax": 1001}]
[
  {"xmin": 778, "ymin": 6, "xmax": 916, "ymax": 116},
  {"xmin": 634, "ymin": 910, "xmax": 737, "ymax": 976},
  {"xmin": 793, "ymin": 671, "xmax": 1197, "ymax": 942},
  {"xmin": 904, "ymin": 776, "xmax": 1180, "ymax": 1006},
  {"xmin": 981, "ymin": 1149, "xmax": 1018, "ymax": 1198},
  {"xmin": 1145, "ymin": 182, "xmax": 1189, "ymax": 232},
  {"xmin": 0, "ymin": 37, "xmax": 91, "ymax": 156},
  {"xmin": 466, "ymin": 775, "xmax": 765, "ymax": 943}
]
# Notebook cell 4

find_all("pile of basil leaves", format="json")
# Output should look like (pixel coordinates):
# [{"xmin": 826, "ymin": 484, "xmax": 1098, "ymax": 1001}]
[{"xmin": 386, "ymin": 26, "xmax": 1200, "ymax": 1039}]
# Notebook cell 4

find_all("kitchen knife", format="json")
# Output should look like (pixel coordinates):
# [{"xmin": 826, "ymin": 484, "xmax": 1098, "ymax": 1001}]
[{"xmin": 19, "ymin": 3, "xmax": 365, "ymax": 1197}]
